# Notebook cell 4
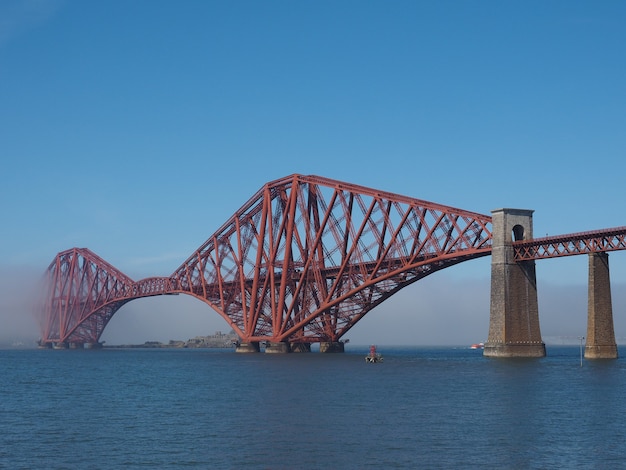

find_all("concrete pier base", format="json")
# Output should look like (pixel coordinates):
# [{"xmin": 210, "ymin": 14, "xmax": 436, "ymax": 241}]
[
  {"xmin": 289, "ymin": 342, "xmax": 311, "ymax": 353},
  {"xmin": 53, "ymin": 342, "xmax": 68, "ymax": 350},
  {"xmin": 585, "ymin": 252, "xmax": 618, "ymax": 359},
  {"xmin": 319, "ymin": 341, "xmax": 345, "ymax": 353},
  {"xmin": 585, "ymin": 344, "xmax": 618, "ymax": 359},
  {"xmin": 483, "ymin": 342, "xmax": 546, "ymax": 358},
  {"xmin": 235, "ymin": 342, "xmax": 260, "ymax": 353},
  {"xmin": 265, "ymin": 342, "xmax": 290, "ymax": 353},
  {"xmin": 85, "ymin": 342, "xmax": 103, "ymax": 349},
  {"xmin": 484, "ymin": 209, "xmax": 545, "ymax": 358},
  {"xmin": 69, "ymin": 342, "xmax": 84, "ymax": 349}
]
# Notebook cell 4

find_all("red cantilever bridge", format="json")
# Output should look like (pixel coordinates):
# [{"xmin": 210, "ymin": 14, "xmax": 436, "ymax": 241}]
[{"xmin": 38, "ymin": 174, "xmax": 626, "ymax": 354}]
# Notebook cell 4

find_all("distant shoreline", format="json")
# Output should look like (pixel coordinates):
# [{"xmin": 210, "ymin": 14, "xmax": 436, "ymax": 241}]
[
  {"xmin": 105, "ymin": 332, "xmax": 240, "ymax": 350},
  {"xmin": 104, "ymin": 341, "xmax": 236, "ymax": 349}
]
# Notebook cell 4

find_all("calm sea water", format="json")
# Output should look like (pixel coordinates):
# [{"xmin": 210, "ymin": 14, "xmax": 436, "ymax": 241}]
[{"xmin": 1, "ymin": 345, "xmax": 625, "ymax": 469}]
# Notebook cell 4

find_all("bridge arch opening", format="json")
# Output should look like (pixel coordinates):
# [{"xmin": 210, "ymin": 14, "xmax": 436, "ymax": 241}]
[
  {"xmin": 512, "ymin": 224, "xmax": 525, "ymax": 242},
  {"xmin": 100, "ymin": 294, "xmax": 236, "ymax": 347},
  {"xmin": 346, "ymin": 268, "xmax": 491, "ymax": 346}
]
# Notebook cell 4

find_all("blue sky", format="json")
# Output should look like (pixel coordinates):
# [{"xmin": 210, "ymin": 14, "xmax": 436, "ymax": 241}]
[{"xmin": 1, "ymin": 1, "xmax": 625, "ymax": 346}]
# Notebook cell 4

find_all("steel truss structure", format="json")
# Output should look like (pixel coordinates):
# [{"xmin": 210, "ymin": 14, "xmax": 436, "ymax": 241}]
[
  {"xmin": 39, "ymin": 248, "xmax": 135, "ymax": 346},
  {"xmin": 39, "ymin": 174, "xmax": 494, "ymax": 347},
  {"xmin": 513, "ymin": 226, "xmax": 626, "ymax": 260}
]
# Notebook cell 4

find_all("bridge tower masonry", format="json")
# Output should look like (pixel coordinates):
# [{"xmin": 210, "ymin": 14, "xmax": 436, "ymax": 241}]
[
  {"xmin": 484, "ymin": 209, "xmax": 546, "ymax": 358},
  {"xmin": 585, "ymin": 252, "xmax": 618, "ymax": 359}
]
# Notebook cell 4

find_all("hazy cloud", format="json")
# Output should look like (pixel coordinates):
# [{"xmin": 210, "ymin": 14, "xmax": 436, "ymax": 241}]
[{"xmin": 0, "ymin": 266, "xmax": 42, "ymax": 345}]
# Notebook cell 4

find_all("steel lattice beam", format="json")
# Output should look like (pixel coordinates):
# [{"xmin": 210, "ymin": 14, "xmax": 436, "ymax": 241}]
[
  {"xmin": 38, "ymin": 175, "xmax": 494, "ymax": 347},
  {"xmin": 167, "ymin": 174, "xmax": 494, "ymax": 344},
  {"xmin": 513, "ymin": 226, "xmax": 626, "ymax": 260},
  {"xmin": 39, "ymin": 248, "xmax": 135, "ymax": 345}
]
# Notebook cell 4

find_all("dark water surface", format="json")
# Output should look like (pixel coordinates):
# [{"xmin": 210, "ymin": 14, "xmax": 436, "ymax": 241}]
[{"xmin": 1, "ymin": 346, "xmax": 625, "ymax": 469}]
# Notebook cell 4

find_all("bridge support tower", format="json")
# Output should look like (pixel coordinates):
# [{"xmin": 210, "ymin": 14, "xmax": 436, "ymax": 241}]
[
  {"xmin": 484, "ymin": 209, "xmax": 546, "ymax": 358},
  {"xmin": 585, "ymin": 252, "xmax": 618, "ymax": 359}
]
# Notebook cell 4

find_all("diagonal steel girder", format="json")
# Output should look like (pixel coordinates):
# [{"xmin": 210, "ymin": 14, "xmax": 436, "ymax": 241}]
[
  {"xmin": 170, "ymin": 174, "xmax": 493, "ymax": 343},
  {"xmin": 38, "ymin": 175, "xmax": 495, "ymax": 346},
  {"xmin": 39, "ymin": 248, "xmax": 135, "ymax": 345}
]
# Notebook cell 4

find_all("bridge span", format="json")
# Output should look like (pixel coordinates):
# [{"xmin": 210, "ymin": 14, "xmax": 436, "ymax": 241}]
[{"xmin": 37, "ymin": 175, "xmax": 626, "ymax": 358}]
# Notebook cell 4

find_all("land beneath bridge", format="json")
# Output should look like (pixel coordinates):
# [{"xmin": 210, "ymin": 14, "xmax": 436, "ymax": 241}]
[{"xmin": 105, "ymin": 331, "xmax": 240, "ymax": 349}]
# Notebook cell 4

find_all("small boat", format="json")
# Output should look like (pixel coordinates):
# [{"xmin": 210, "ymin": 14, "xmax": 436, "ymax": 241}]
[
  {"xmin": 365, "ymin": 345, "xmax": 383, "ymax": 363},
  {"xmin": 470, "ymin": 342, "xmax": 485, "ymax": 349}
]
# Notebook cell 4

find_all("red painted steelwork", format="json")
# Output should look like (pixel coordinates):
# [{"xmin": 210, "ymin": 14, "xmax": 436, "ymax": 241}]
[
  {"xmin": 168, "ymin": 174, "xmax": 494, "ymax": 345},
  {"xmin": 39, "ymin": 248, "xmax": 136, "ymax": 346},
  {"xmin": 513, "ymin": 226, "xmax": 626, "ymax": 260},
  {"xmin": 38, "ymin": 174, "xmax": 494, "ymax": 347}
]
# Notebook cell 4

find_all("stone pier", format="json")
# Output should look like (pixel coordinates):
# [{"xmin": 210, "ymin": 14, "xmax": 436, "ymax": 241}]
[
  {"xmin": 585, "ymin": 252, "xmax": 618, "ymax": 359},
  {"xmin": 265, "ymin": 341, "xmax": 290, "ymax": 353},
  {"xmin": 483, "ymin": 208, "xmax": 546, "ymax": 358},
  {"xmin": 235, "ymin": 342, "xmax": 260, "ymax": 353},
  {"xmin": 289, "ymin": 342, "xmax": 311, "ymax": 353},
  {"xmin": 319, "ymin": 341, "xmax": 345, "ymax": 353}
]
